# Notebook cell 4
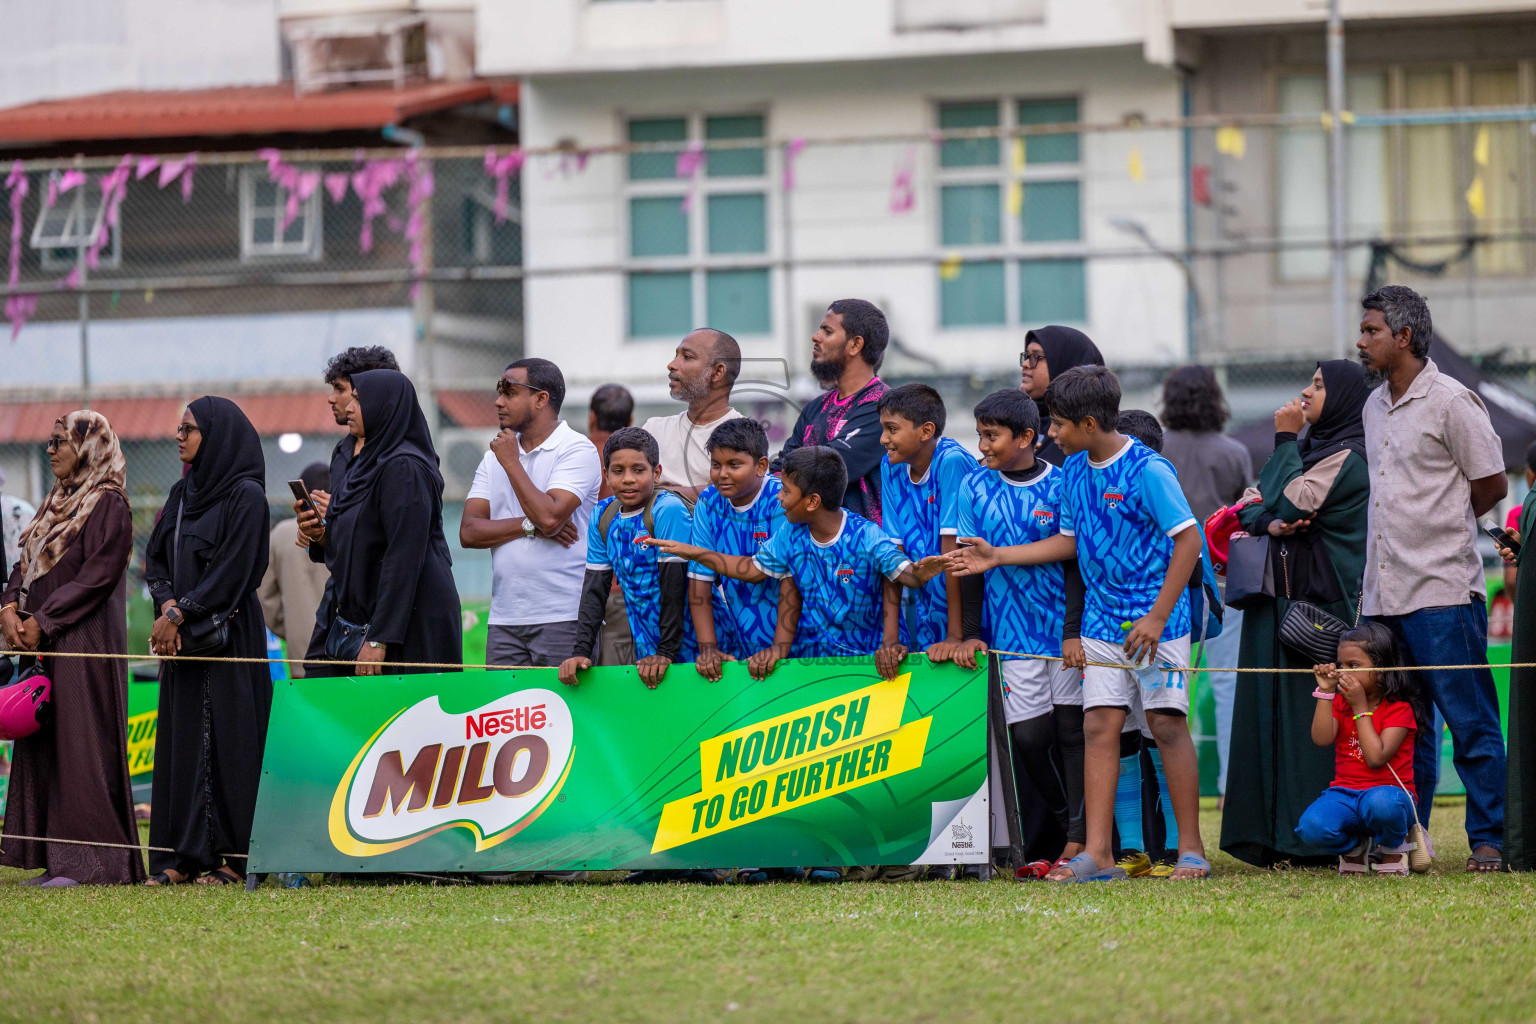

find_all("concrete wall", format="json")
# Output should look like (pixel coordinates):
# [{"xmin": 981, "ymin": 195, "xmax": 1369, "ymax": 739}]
[
  {"xmin": 0, "ymin": 0, "xmax": 282, "ymax": 108},
  {"xmin": 478, "ymin": 0, "xmax": 1149, "ymax": 76},
  {"xmin": 517, "ymin": 49, "xmax": 1186, "ymax": 393}
]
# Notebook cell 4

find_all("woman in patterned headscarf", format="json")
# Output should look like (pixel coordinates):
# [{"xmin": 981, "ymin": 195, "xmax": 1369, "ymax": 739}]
[{"xmin": 0, "ymin": 411, "xmax": 146, "ymax": 886}]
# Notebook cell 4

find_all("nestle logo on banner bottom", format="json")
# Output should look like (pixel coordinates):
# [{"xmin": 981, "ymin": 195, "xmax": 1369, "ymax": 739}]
[{"xmin": 328, "ymin": 689, "xmax": 575, "ymax": 856}]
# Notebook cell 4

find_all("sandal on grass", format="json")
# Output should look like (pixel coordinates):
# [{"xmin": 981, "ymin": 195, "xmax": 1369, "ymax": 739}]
[
  {"xmin": 1167, "ymin": 852, "xmax": 1212, "ymax": 880},
  {"xmin": 1339, "ymin": 839, "xmax": 1370, "ymax": 876},
  {"xmin": 196, "ymin": 866, "xmax": 244, "ymax": 886},
  {"xmin": 1049, "ymin": 853, "xmax": 1127, "ymax": 883},
  {"xmin": 145, "ymin": 868, "xmax": 194, "ymax": 886},
  {"xmin": 1371, "ymin": 844, "xmax": 1411, "ymax": 876},
  {"xmin": 1466, "ymin": 845, "xmax": 1502, "ymax": 873}
]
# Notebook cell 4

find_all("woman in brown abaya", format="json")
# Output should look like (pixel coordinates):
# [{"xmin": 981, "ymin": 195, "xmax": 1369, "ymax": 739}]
[{"xmin": 0, "ymin": 411, "xmax": 145, "ymax": 886}]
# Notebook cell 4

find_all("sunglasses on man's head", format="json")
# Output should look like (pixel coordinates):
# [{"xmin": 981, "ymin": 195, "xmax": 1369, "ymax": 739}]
[{"xmin": 496, "ymin": 378, "xmax": 547, "ymax": 398}]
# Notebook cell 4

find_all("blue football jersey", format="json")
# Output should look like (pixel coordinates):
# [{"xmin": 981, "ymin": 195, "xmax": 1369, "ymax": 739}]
[
  {"xmin": 586, "ymin": 490, "xmax": 698, "ymax": 661},
  {"xmin": 1057, "ymin": 440, "xmax": 1195, "ymax": 643},
  {"xmin": 689, "ymin": 477, "xmax": 785, "ymax": 659},
  {"xmin": 880, "ymin": 437, "xmax": 980, "ymax": 648},
  {"xmin": 753, "ymin": 511, "xmax": 911, "ymax": 658},
  {"xmin": 957, "ymin": 463, "xmax": 1067, "ymax": 660}
]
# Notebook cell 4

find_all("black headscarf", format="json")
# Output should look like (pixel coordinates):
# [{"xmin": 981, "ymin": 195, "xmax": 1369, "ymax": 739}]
[
  {"xmin": 326, "ymin": 369, "xmax": 442, "ymax": 521},
  {"xmin": 1026, "ymin": 326, "xmax": 1105, "ymax": 464},
  {"xmin": 181, "ymin": 396, "xmax": 266, "ymax": 518},
  {"xmin": 1297, "ymin": 359, "xmax": 1370, "ymax": 468}
]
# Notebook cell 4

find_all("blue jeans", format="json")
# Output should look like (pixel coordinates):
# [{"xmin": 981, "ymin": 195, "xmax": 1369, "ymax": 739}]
[
  {"xmin": 1296, "ymin": 786, "xmax": 1416, "ymax": 852},
  {"xmin": 1376, "ymin": 601, "xmax": 1505, "ymax": 850}
]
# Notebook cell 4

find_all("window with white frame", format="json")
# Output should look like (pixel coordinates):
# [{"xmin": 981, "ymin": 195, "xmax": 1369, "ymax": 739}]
[
  {"xmin": 240, "ymin": 166, "xmax": 323, "ymax": 260},
  {"xmin": 32, "ymin": 185, "xmax": 120, "ymax": 270},
  {"xmin": 1276, "ymin": 63, "xmax": 1528, "ymax": 281},
  {"xmin": 934, "ymin": 97, "xmax": 1086, "ymax": 329},
  {"xmin": 624, "ymin": 113, "xmax": 772, "ymax": 340}
]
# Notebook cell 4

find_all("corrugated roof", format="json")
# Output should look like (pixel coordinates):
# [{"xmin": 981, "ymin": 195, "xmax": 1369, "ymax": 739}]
[
  {"xmin": 436, "ymin": 389, "xmax": 499, "ymax": 429},
  {"xmin": 0, "ymin": 81, "xmax": 507, "ymax": 144}
]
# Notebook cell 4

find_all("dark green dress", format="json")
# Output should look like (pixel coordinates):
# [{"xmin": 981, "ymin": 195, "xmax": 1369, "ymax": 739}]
[
  {"xmin": 1220, "ymin": 439, "xmax": 1370, "ymax": 867},
  {"xmin": 1504, "ymin": 495, "xmax": 1536, "ymax": 870}
]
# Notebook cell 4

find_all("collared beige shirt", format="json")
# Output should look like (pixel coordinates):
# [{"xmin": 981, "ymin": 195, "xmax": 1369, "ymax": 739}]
[{"xmin": 1362, "ymin": 358, "xmax": 1505, "ymax": 617}]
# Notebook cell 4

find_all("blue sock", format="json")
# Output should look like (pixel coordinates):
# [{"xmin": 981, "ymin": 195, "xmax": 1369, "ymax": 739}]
[
  {"xmin": 1149, "ymin": 746, "xmax": 1178, "ymax": 853},
  {"xmin": 1115, "ymin": 755, "xmax": 1144, "ymax": 854}
]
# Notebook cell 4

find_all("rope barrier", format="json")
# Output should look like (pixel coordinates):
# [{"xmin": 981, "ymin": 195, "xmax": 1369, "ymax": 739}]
[
  {"xmin": 0, "ymin": 833, "xmax": 246, "ymax": 859},
  {"xmin": 2, "ymin": 646, "xmax": 1532, "ymax": 676}
]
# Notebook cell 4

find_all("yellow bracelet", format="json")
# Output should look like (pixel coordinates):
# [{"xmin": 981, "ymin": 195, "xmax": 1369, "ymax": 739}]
[
  {"xmin": 0, "ymin": 602, "xmax": 17, "ymax": 615},
  {"xmin": 1353, "ymin": 711, "xmax": 1373, "ymax": 721}
]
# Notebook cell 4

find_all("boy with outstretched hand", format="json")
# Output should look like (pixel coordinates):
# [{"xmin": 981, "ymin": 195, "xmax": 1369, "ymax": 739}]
[
  {"xmin": 686, "ymin": 418, "xmax": 784, "ymax": 681},
  {"xmin": 950, "ymin": 367, "xmax": 1210, "ymax": 881},
  {"xmin": 560, "ymin": 428, "xmax": 696, "ymax": 689},
  {"xmin": 643, "ymin": 445, "xmax": 947, "ymax": 682},
  {"xmin": 877, "ymin": 383, "xmax": 979, "ymax": 656}
]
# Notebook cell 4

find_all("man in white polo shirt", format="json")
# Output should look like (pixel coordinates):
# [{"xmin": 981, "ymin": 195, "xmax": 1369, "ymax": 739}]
[
  {"xmin": 460, "ymin": 358, "xmax": 602, "ymax": 668},
  {"xmin": 640, "ymin": 328, "xmax": 744, "ymax": 498}
]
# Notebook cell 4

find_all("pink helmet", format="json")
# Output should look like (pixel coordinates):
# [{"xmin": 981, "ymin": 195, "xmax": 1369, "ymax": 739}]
[{"xmin": 0, "ymin": 663, "xmax": 52, "ymax": 741}]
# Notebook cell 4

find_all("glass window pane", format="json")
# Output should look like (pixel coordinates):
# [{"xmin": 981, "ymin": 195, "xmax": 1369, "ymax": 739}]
[
  {"xmin": 940, "ymin": 184, "xmax": 1000, "ymax": 246},
  {"xmin": 251, "ymin": 214, "xmax": 276, "ymax": 246},
  {"xmin": 630, "ymin": 272, "xmax": 693, "ymax": 337},
  {"xmin": 707, "ymin": 193, "xmax": 767, "ymax": 254},
  {"xmin": 1020, "ymin": 259, "xmax": 1085, "ymax": 323},
  {"xmin": 939, "ymin": 260, "xmax": 1005, "ymax": 326},
  {"xmin": 705, "ymin": 115, "xmax": 765, "ymax": 177},
  {"xmin": 1016, "ymin": 97, "xmax": 1079, "ymax": 164},
  {"xmin": 1021, "ymin": 180, "xmax": 1079, "ymax": 242},
  {"xmin": 1471, "ymin": 68, "xmax": 1523, "ymax": 273},
  {"xmin": 939, "ymin": 101, "xmax": 1000, "ymax": 168},
  {"xmin": 1403, "ymin": 70, "xmax": 1458, "ymax": 263},
  {"xmin": 630, "ymin": 196, "xmax": 689, "ymax": 257},
  {"xmin": 706, "ymin": 269, "xmax": 771, "ymax": 335},
  {"xmin": 629, "ymin": 117, "xmax": 688, "ymax": 180}
]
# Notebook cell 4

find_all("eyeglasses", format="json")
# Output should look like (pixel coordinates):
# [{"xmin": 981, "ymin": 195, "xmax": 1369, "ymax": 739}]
[
  {"xmin": 44, "ymin": 438, "xmax": 68, "ymax": 454},
  {"xmin": 1019, "ymin": 351, "xmax": 1044, "ymax": 369},
  {"xmin": 496, "ymin": 379, "xmax": 547, "ymax": 398},
  {"xmin": 175, "ymin": 423, "xmax": 200, "ymax": 440}
]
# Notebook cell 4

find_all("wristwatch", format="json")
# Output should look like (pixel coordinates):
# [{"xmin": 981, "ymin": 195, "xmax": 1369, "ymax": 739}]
[
  {"xmin": 164, "ymin": 606, "xmax": 184, "ymax": 626},
  {"xmin": 522, "ymin": 517, "xmax": 538, "ymax": 539}
]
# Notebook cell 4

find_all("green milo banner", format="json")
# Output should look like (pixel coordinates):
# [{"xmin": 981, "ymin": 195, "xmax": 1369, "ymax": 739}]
[{"xmin": 248, "ymin": 657, "xmax": 989, "ymax": 873}]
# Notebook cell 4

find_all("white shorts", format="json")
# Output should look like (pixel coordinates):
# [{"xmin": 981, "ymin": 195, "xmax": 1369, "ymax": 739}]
[
  {"xmin": 1080, "ymin": 634, "xmax": 1192, "ymax": 717},
  {"xmin": 1000, "ymin": 657, "xmax": 1083, "ymax": 724}
]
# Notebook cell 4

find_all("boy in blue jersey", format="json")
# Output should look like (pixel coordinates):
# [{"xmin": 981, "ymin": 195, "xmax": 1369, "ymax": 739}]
[
  {"xmin": 687, "ymin": 418, "xmax": 784, "ymax": 681},
  {"xmin": 643, "ymin": 446, "xmax": 947, "ymax": 682},
  {"xmin": 932, "ymin": 389, "xmax": 1086, "ymax": 872},
  {"xmin": 560, "ymin": 427, "xmax": 695, "ymax": 689},
  {"xmin": 950, "ymin": 367, "xmax": 1210, "ymax": 881},
  {"xmin": 877, "ymin": 383, "xmax": 978, "ymax": 655}
]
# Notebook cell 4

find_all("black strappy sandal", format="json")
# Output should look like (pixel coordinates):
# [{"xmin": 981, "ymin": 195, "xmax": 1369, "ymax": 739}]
[
  {"xmin": 197, "ymin": 865, "xmax": 245, "ymax": 886},
  {"xmin": 145, "ymin": 868, "xmax": 194, "ymax": 886}
]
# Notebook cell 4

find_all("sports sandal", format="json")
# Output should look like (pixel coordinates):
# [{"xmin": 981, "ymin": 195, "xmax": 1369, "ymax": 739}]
[
  {"xmin": 1339, "ymin": 839, "xmax": 1370, "ymax": 876},
  {"xmin": 1371, "ymin": 843, "xmax": 1411, "ymax": 876},
  {"xmin": 1050, "ymin": 853, "xmax": 1127, "ymax": 883},
  {"xmin": 1167, "ymin": 852, "xmax": 1211, "ymax": 880}
]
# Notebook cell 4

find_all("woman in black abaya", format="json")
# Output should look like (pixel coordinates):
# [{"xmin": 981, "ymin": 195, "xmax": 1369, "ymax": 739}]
[
  {"xmin": 320, "ymin": 369, "xmax": 461, "ymax": 675},
  {"xmin": 1019, "ymin": 325, "xmax": 1105, "ymax": 466},
  {"xmin": 144, "ymin": 397, "xmax": 271, "ymax": 885}
]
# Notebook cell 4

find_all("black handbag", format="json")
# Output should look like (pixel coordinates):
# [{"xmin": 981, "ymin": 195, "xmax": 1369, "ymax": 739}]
[
  {"xmin": 1278, "ymin": 546, "xmax": 1361, "ymax": 664},
  {"xmin": 171, "ymin": 500, "xmax": 232, "ymax": 657},
  {"xmin": 324, "ymin": 614, "xmax": 370, "ymax": 663},
  {"xmin": 1223, "ymin": 533, "xmax": 1274, "ymax": 609}
]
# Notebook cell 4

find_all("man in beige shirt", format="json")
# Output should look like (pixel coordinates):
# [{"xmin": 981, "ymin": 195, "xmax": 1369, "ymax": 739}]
[
  {"xmin": 639, "ymin": 328, "xmax": 744, "ymax": 499},
  {"xmin": 1358, "ymin": 285, "xmax": 1508, "ymax": 871},
  {"xmin": 259, "ymin": 462, "xmax": 332, "ymax": 679}
]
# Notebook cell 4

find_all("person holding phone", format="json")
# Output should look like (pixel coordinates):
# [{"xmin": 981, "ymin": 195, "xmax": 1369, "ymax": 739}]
[{"xmin": 258, "ymin": 463, "xmax": 331, "ymax": 678}]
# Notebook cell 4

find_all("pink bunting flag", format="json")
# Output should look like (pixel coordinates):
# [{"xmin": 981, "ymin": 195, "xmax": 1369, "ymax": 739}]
[
  {"xmin": 87, "ymin": 155, "xmax": 133, "ymax": 270},
  {"xmin": 6, "ymin": 160, "xmax": 29, "ymax": 289},
  {"xmin": 889, "ymin": 146, "xmax": 917, "ymax": 214},
  {"xmin": 324, "ymin": 172, "xmax": 350, "ymax": 204},
  {"xmin": 352, "ymin": 157, "xmax": 404, "ymax": 253},
  {"xmin": 156, "ymin": 151, "xmax": 199, "ymax": 202},
  {"xmin": 483, "ymin": 148, "xmax": 524, "ymax": 224},
  {"xmin": 5, "ymin": 293, "xmax": 36, "ymax": 341},
  {"xmin": 783, "ymin": 137, "xmax": 806, "ymax": 192},
  {"xmin": 134, "ymin": 156, "xmax": 161, "ymax": 181}
]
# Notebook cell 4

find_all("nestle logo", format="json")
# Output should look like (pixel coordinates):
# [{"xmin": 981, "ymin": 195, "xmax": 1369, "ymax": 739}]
[{"xmin": 466, "ymin": 704, "xmax": 547, "ymax": 740}]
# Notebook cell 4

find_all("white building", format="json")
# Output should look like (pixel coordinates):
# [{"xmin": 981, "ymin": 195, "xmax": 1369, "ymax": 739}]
[{"xmin": 482, "ymin": 0, "xmax": 1191, "ymax": 400}]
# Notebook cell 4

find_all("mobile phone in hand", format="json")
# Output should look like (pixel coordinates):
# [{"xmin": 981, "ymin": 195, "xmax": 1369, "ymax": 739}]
[
  {"xmin": 1482, "ymin": 519, "xmax": 1521, "ymax": 556},
  {"xmin": 289, "ymin": 480, "xmax": 316, "ymax": 515}
]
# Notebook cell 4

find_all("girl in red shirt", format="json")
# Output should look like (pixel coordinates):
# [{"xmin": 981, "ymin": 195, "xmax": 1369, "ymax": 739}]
[{"xmin": 1296, "ymin": 623, "xmax": 1423, "ymax": 875}]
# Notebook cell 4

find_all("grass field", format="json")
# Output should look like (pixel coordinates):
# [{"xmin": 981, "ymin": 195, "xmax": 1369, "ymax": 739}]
[{"xmin": 1, "ymin": 799, "xmax": 1533, "ymax": 1024}]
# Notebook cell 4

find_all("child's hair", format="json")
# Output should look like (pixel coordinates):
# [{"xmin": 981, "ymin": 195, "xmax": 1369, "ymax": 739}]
[
  {"xmin": 1117, "ymin": 409, "xmax": 1164, "ymax": 453},
  {"xmin": 1045, "ymin": 365, "xmax": 1121, "ymax": 428},
  {"xmin": 973, "ymin": 388, "xmax": 1039, "ymax": 440},
  {"xmin": 781, "ymin": 446, "xmax": 847, "ymax": 508},
  {"xmin": 707, "ymin": 417, "xmax": 769, "ymax": 461},
  {"xmin": 1338, "ymin": 622, "xmax": 1427, "ymax": 721},
  {"xmin": 603, "ymin": 426, "xmax": 659, "ymax": 469},
  {"xmin": 877, "ymin": 382, "xmax": 946, "ymax": 434},
  {"xmin": 1524, "ymin": 438, "xmax": 1536, "ymax": 473}
]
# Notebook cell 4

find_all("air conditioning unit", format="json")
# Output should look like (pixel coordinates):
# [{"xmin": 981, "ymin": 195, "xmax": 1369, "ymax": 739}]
[
  {"xmin": 894, "ymin": 0, "xmax": 1045, "ymax": 32},
  {"xmin": 439, "ymin": 427, "xmax": 490, "ymax": 502},
  {"xmin": 287, "ymin": 13, "xmax": 429, "ymax": 93}
]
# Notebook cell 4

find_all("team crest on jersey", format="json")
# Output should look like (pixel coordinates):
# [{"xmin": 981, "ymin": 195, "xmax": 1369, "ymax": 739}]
[
  {"xmin": 1031, "ymin": 505, "xmax": 1055, "ymax": 523},
  {"xmin": 752, "ymin": 531, "xmax": 769, "ymax": 546},
  {"xmin": 632, "ymin": 531, "xmax": 651, "ymax": 545},
  {"xmin": 926, "ymin": 494, "xmax": 938, "ymax": 504},
  {"xmin": 835, "ymin": 564, "xmax": 856, "ymax": 584},
  {"xmin": 1102, "ymin": 490, "xmax": 1125, "ymax": 509}
]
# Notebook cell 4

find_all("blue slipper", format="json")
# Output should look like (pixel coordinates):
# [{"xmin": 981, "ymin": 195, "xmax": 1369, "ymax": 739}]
[
  {"xmin": 1167, "ymin": 852, "xmax": 1212, "ymax": 879},
  {"xmin": 1051, "ymin": 853, "xmax": 1128, "ymax": 883}
]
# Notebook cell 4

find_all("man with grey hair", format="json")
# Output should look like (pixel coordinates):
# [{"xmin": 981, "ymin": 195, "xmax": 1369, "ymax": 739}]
[
  {"xmin": 640, "ymin": 328, "xmax": 744, "ymax": 500},
  {"xmin": 1358, "ymin": 284, "xmax": 1508, "ymax": 872}
]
